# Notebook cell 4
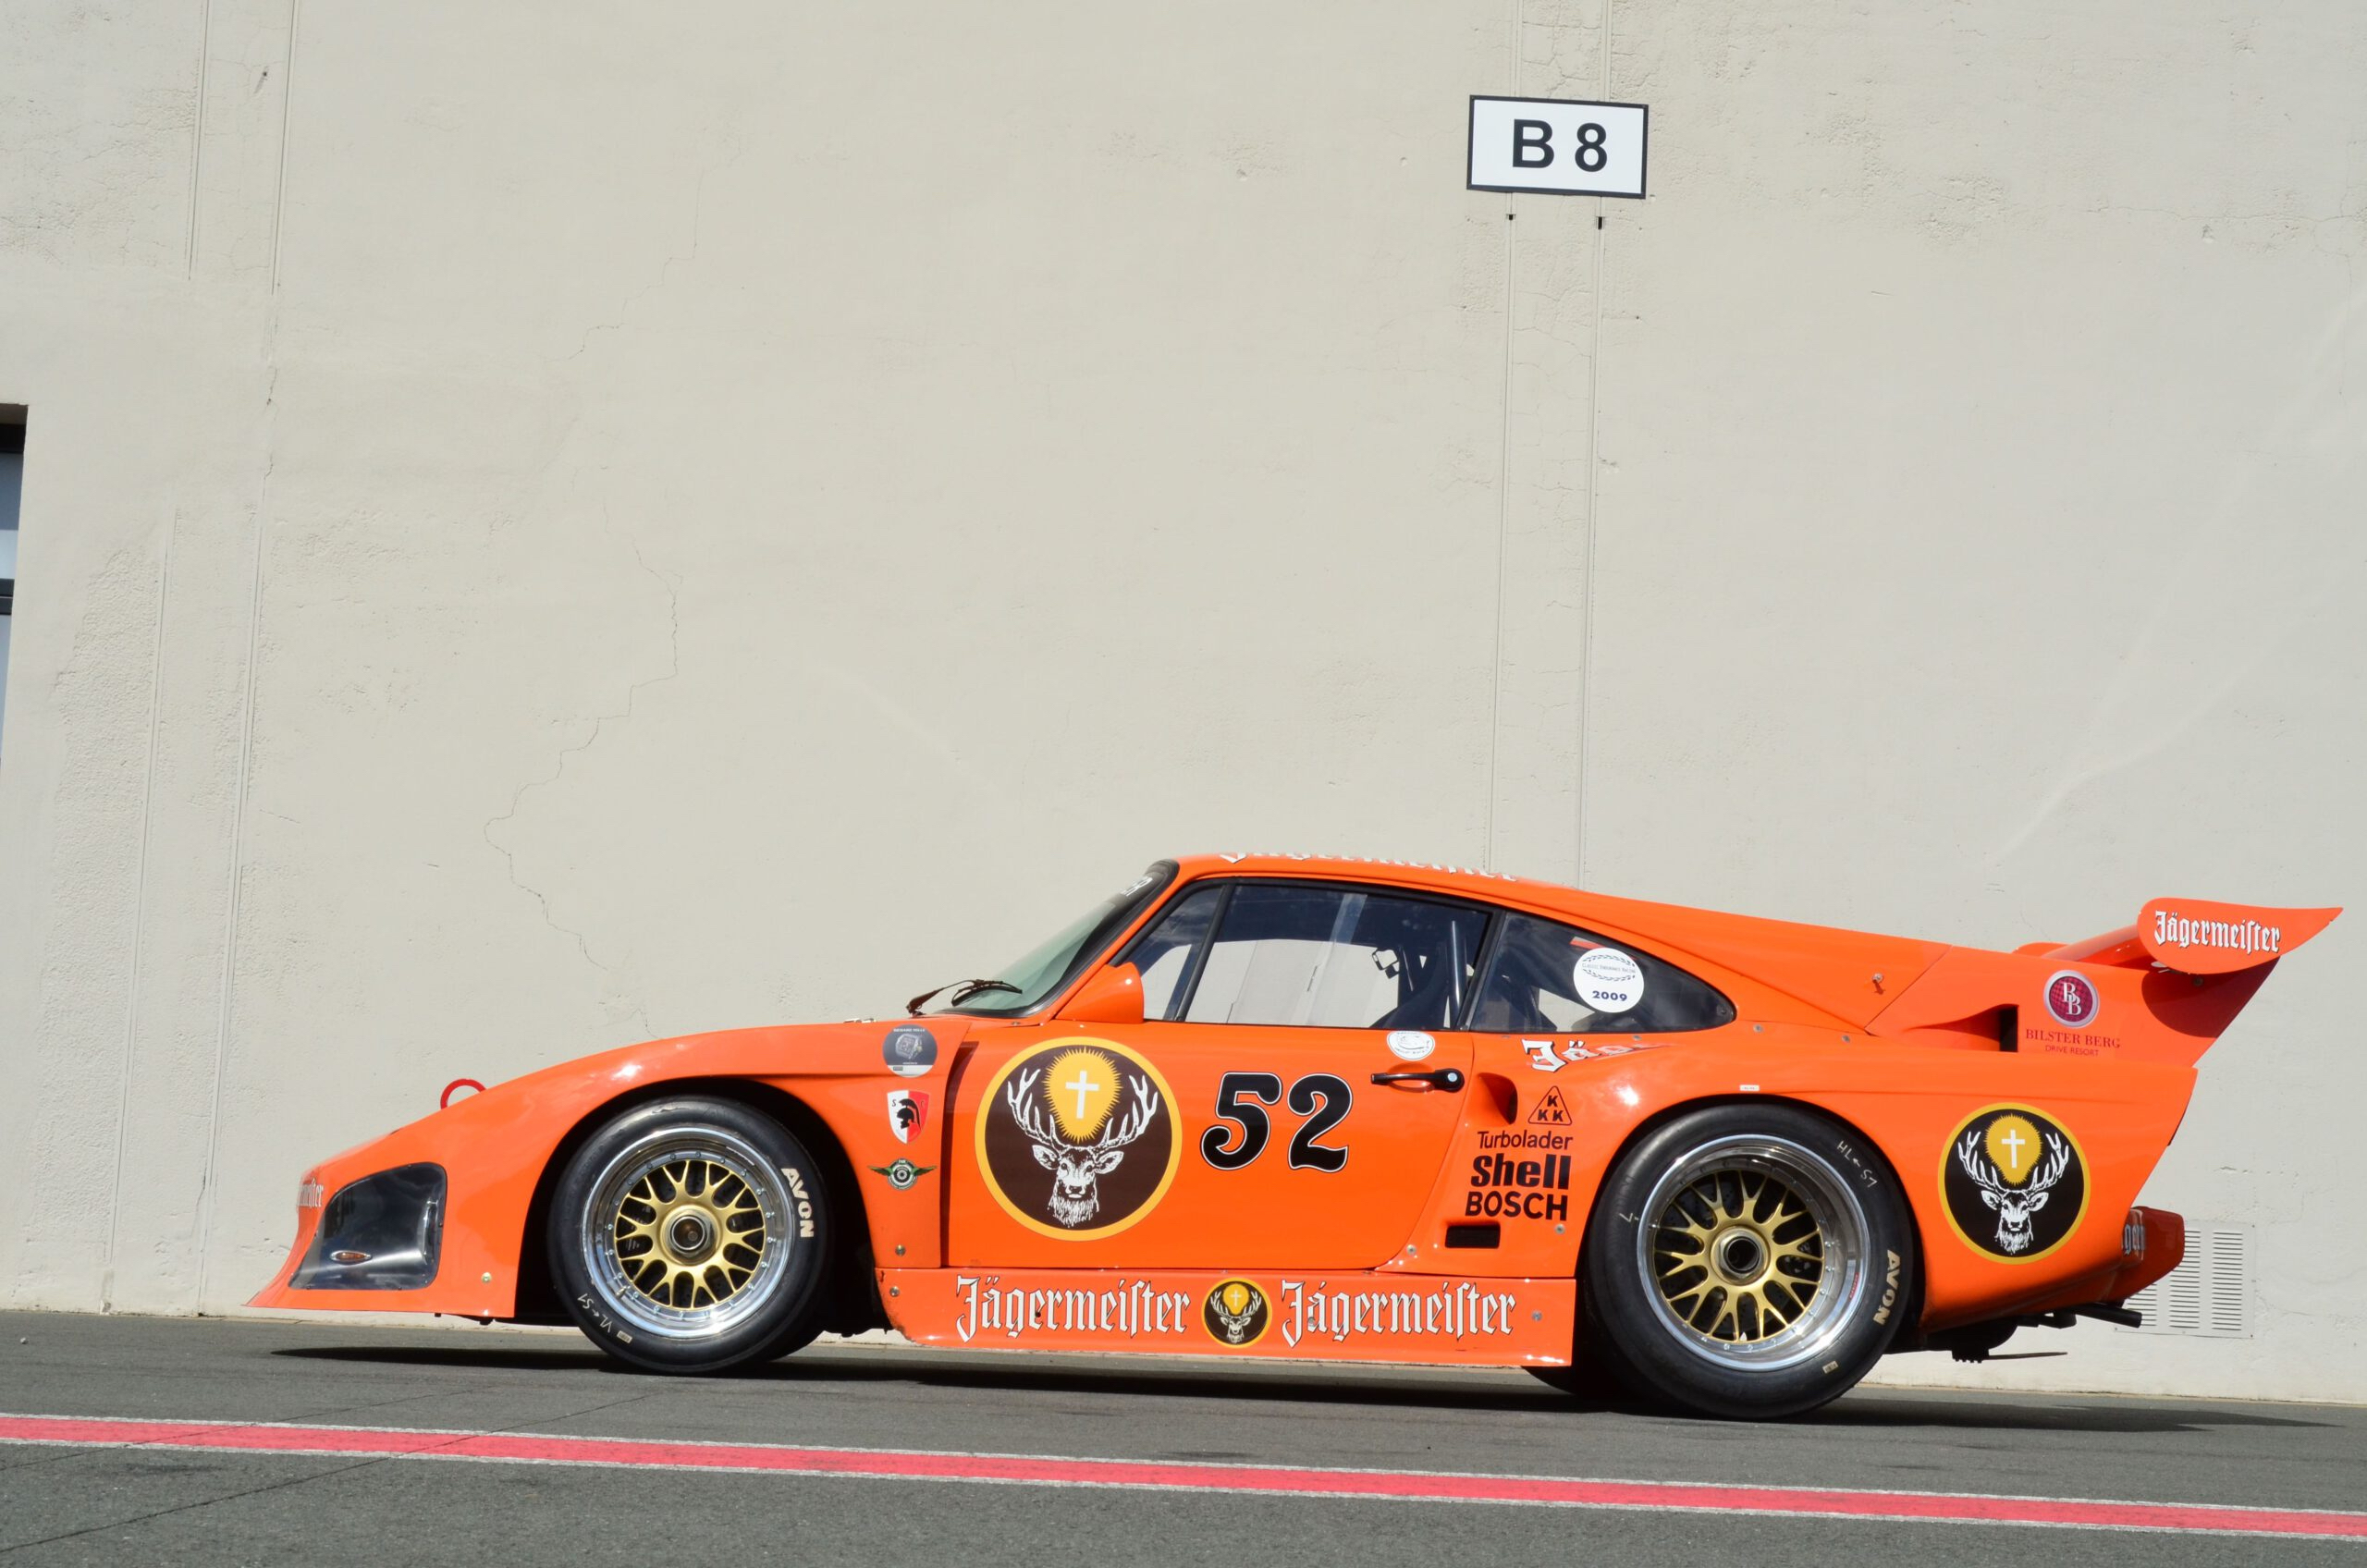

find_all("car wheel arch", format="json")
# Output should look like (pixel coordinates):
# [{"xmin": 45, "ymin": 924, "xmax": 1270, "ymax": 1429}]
[
  {"xmin": 512, "ymin": 1076, "xmax": 883, "ymax": 1335},
  {"xmin": 1573, "ymin": 1091, "xmax": 1925, "ymax": 1334}
]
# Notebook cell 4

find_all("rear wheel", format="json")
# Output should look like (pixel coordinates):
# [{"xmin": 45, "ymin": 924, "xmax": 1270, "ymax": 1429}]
[
  {"xmin": 550, "ymin": 1096, "xmax": 832, "ymax": 1373},
  {"xmin": 1582, "ymin": 1103, "xmax": 1912, "ymax": 1419}
]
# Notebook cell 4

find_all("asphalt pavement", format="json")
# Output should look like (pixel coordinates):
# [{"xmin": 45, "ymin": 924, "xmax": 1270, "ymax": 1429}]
[{"xmin": 0, "ymin": 1310, "xmax": 2361, "ymax": 1565}]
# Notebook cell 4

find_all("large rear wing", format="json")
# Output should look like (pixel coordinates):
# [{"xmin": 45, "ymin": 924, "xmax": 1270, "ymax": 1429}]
[
  {"xmin": 2027, "ymin": 899, "xmax": 2341, "ymax": 974},
  {"xmin": 1865, "ymin": 899, "xmax": 2341, "ymax": 1066}
]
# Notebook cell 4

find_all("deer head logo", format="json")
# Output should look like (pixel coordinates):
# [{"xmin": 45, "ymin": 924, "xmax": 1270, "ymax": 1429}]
[
  {"xmin": 1956, "ymin": 1126, "xmax": 2072, "ymax": 1255},
  {"xmin": 1005, "ymin": 1060, "xmax": 1160, "ymax": 1228},
  {"xmin": 1205, "ymin": 1280, "xmax": 1269, "ymax": 1345}
]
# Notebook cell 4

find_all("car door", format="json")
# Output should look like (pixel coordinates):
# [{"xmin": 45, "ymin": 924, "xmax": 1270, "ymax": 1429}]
[{"xmin": 947, "ymin": 879, "xmax": 1486, "ymax": 1270}]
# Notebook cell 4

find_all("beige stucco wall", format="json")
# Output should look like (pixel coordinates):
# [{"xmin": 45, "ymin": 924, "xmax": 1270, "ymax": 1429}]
[{"xmin": 1, "ymin": 1, "xmax": 2360, "ymax": 1403}]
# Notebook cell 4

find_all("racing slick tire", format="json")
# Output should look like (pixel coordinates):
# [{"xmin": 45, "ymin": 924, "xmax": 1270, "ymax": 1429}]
[
  {"xmin": 550, "ymin": 1096, "xmax": 833, "ymax": 1373},
  {"xmin": 1582, "ymin": 1102, "xmax": 1913, "ymax": 1420}
]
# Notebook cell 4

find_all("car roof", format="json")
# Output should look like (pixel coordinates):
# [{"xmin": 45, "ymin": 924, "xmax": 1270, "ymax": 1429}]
[{"xmin": 1167, "ymin": 852, "xmax": 1580, "ymax": 912}]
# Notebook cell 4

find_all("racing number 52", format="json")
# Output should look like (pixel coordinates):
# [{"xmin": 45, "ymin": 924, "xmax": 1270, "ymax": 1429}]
[{"xmin": 1201, "ymin": 1072, "xmax": 1352, "ymax": 1172}]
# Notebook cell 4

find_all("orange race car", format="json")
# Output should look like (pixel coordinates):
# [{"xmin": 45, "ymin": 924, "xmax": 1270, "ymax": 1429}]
[{"xmin": 252, "ymin": 855, "xmax": 2337, "ymax": 1418}]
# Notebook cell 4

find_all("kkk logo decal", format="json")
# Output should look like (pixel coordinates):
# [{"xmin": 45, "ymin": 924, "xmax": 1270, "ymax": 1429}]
[
  {"xmin": 1941, "ymin": 1105, "xmax": 2089, "ymax": 1262},
  {"xmin": 1527, "ymin": 1085, "xmax": 1573, "ymax": 1126},
  {"xmin": 888, "ymin": 1089, "xmax": 929, "ymax": 1145},
  {"xmin": 1202, "ymin": 1279, "xmax": 1271, "ymax": 1347},
  {"xmin": 976, "ymin": 1037, "xmax": 1181, "ymax": 1241}
]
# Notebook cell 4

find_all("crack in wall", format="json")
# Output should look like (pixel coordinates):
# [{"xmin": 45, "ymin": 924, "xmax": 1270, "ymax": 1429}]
[
  {"xmin": 552, "ymin": 140, "xmax": 744, "ymax": 367},
  {"xmin": 481, "ymin": 544, "xmax": 680, "ymax": 1036}
]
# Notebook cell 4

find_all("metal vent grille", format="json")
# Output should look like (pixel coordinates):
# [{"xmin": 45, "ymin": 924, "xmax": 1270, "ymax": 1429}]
[{"xmin": 2122, "ymin": 1227, "xmax": 2249, "ymax": 1338}]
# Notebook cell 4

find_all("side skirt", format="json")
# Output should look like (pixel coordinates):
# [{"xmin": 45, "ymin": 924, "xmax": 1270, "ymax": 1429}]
[{"xmin": 877, "ymin": 1268, "xmax": 1576, "ymax": 1366}]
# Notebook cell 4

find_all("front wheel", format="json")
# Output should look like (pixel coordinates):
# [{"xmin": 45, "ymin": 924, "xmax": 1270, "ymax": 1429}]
[
  {"xmin": 1582, "ymin": 1103, "xmax": 1913, "ymax": 1419},
  {"xmin": 549, "ymin": 1096, "xmax": 832, "ymax": 1373}
]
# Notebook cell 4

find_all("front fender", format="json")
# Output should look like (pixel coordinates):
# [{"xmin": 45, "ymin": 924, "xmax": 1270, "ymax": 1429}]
[{"xmin": 249, "ymin": 1020, "xmax": 963, "ymax": 1317}]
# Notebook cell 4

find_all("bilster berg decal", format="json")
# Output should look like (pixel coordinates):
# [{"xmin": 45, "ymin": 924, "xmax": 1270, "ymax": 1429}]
[
  {"xmin": 977, "ymin": 1037, "xmax": 1182, "ymax": 1240},
  {"xmin": 1202, "ymin": 1280, "xmax": 1272, "ymax": 1347},
  {"xmin": 883, "ymin": 1024, "xmax": 938, "ymax": 1077},
  {"xmin": 2041, "ymin": 970, "xmax": 2100, "ymax": 1029},
  {"xmin": 1940, "ymin": 1105, "xmax": 2090, "ymax": 1262}
]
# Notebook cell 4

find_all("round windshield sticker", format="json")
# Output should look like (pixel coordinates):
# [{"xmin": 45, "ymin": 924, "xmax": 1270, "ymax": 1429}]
[
  {"xmin": 1386, "ymin": 1031, "xmax": 1436, "ymax": 1062},
  {"xmin": 1202, "ymin": 1279, "xmax": 1272, "ymax": 1347},
  {"xmin": 882, "ymin": 1024, "xmax": 938, "ymax": 1078},
  {"xmin": 2042, "ymin": 970, "xmax": 2100, "ymax": 1029},
  {"xmin": 975, "ymin": 1036, "xmax": 1181, "ymax": 1241},
  {"xmin": 1574, "ymin": 947, "xmax": 1646, "ymax": 1012},
  {"xmin": 1940, "ymin": 1105, "xmax": 2089, "ymax": 1262}
]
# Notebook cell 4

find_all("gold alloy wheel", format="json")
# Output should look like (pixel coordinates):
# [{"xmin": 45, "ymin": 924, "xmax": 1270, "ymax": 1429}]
[
  {"xmin": 610, "ymin": 1155, "xmax": 769, "ymax": 1312},
  {"xmin": 1651, "ymin": 1167, "xmax": 1826, "ymax": 1343}
]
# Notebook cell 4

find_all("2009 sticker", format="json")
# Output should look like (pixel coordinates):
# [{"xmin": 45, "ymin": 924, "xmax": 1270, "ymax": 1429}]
[
  {"xmin": 1574, "ymin": 946, "xmax": 1645, "ymax": 1012},
  {"xmin": 1940, "ymin": 1105, "xmax": 2089, "ymax": 1262}
]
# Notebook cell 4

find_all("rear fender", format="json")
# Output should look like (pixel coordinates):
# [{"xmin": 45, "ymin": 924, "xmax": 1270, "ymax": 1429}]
[{"xmin": 1545, "ymin": 1030, "xmax": 2191, "ymax": 1336}]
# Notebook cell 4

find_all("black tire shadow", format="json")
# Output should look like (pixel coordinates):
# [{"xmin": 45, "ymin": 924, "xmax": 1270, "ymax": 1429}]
[{"xmin": 266, "ymin": 1343, "xmax": 2328, "ymax": 1433}]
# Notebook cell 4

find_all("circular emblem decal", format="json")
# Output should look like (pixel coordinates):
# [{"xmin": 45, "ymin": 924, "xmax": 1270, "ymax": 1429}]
[
  {"xmin": 1202, "ymin": 1279, "xmax": 1271, "ymax": 1346},
  {"xmin": 883, "ymin": 1024, "xmax": 938, "ymax": 1078},
  {"xmin": 1940, "ymin": 1105, "xmax": 2090, "ymax": 1263},
  {"xmin": 1574, "ymin": 947, "xmax": 1646, "ymax": 1012},
  {"xmin": 975, "ymin": 1036, "xmax": 1181, "ymax": 1241},
  {"xmin": 1386, "ymin": 1030, "xmax": 1436, "ymax": 1062},
  {"xmin": 2042, "ymin": 970, "xmax": 2099, "ymax": 1029}
]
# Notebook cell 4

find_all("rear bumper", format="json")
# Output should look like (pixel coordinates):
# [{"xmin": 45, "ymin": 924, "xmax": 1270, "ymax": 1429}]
[{"xmin": 2098, "ymin": 1206, "xmax": 2187, "ymax": 1305}]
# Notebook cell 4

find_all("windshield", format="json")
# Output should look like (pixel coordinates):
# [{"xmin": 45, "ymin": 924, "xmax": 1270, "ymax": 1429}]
[{"xmin": 918, "ymin": 861, "xmax": 1178, "ymax": 1017}]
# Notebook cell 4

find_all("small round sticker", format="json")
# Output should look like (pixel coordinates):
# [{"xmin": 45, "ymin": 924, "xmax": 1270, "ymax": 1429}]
[
  {"xmin": 2042, "ymin": 970, "xmax": 2100, "ymax": 1029},
  {"xmin": 1574, "ymin": 947, "xmax": 1646, "ymax": 1012},
  {"xmin": 1202, "ymin": 1279, "xmax": 1272, "ymax": 1347},
  {"xmin": 1386, "ymin": 1031, "xmax": 1436, "ymax": 1062},
  {"xmin": 882, "ymin": 1024, "xmax": 938, "ymax": 1078}
]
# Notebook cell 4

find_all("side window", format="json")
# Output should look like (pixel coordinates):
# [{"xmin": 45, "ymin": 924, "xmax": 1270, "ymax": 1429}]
[
  {"xmin": 1183, "ymin": 884, "xmax": 1486, "ymax": 1029},
  {"xmin": 1121, "ymin": 884, "xmax": 1225, "ymax": 1021},
  {"xmin": 1472, "ymin": 913, "xmax": 1734, "ymax": 1034}
]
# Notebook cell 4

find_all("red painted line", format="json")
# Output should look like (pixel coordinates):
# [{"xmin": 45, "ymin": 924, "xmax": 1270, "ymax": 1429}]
[{"xmin": 2, "ymin": 1414, "xmax": 2361, "ymax": 1541}]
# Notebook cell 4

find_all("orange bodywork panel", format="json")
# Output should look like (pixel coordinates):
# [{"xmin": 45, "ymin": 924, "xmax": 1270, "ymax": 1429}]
[{"xmin": 251, "ymin": 854, "xmax": 2334, "ymax": 1369}]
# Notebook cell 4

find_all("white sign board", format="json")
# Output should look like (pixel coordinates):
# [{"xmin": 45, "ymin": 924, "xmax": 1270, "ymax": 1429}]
[{"xmin": 1467, "ymin": 96, "xmax": 1648, "ymax": 199}]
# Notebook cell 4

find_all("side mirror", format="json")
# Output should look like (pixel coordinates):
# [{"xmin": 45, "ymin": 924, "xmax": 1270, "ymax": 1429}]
[{"xmin": 1060, "ymin": 962, "xmax": 1146, "ymax": 1025}]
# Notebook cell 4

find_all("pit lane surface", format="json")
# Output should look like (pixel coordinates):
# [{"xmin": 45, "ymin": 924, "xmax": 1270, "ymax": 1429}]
[{"xmin": 0, "ymin": 1313, "xmax": 2360, "ymax": 1564}]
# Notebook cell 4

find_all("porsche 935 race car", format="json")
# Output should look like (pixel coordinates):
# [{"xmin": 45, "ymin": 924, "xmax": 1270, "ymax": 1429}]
[{"xmin": 252, "ymin": 855, "xmax": 2337, "ymax": 1418}]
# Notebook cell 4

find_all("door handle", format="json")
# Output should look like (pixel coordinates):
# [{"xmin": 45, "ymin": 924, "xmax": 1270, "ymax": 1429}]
[{"xmin": 1369, "ymin": 1069, "xmax": 1466, "ymax": 1091}]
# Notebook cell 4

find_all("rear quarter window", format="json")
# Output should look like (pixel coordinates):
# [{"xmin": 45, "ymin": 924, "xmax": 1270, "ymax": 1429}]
[{"xmin": 1472, "ymin": 912, "xmax": 1733, "ymax": 1034}]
